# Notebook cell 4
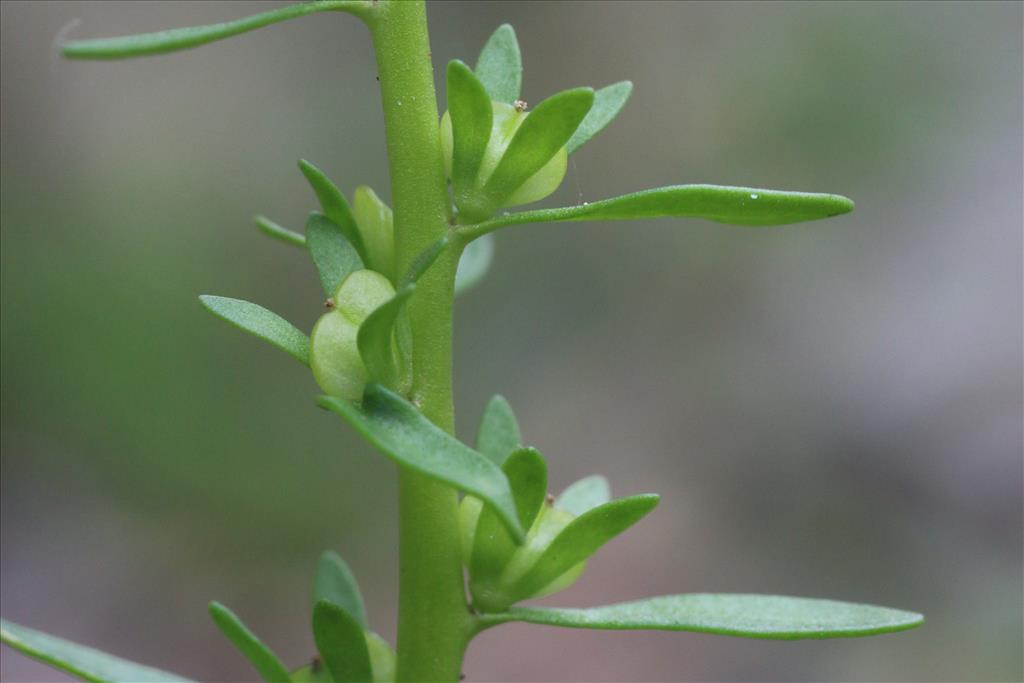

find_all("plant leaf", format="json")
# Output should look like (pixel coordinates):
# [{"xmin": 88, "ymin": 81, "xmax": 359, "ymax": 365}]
[
  {"xmin": 447, "ymin": 60, "xmax": 493, "ymax": 191},
  {"xmin": 481, "ymin": 594, "xmax": 925, "ymax": 639},
  {"xmin": 298, "ymin": 160, "xmax": 367, "ymax": 262},
  {"xmin": 318, "ymin": 384, "xmax": 524, "ymax": 542},
  {"xmin": 481, "ymin": 88, "xmax": 594, "ymax": 208},
  {"xmin": 306, "ymin": 213, "xmax": 364, "ymax": 297},
  {"xmin": 475, "ymin": 395, "xmax": 522, "ymax": 466},
  {"xmin": 208, "ymin": 603, "xmax": 292, "ymax": 683},
  {"xmin": 401, "ymin": 237, "xmax": 449, "ymax": 288},
  {"xmin": 199, "ymin": 295, "xmax": 309, "ymax": 365},
  {"xmin": 314, "ymin": 551, "xmax": 368, "ymax": 629},
  {"xmin": 463, "ymin": 185, "xmax": 856, "ymax": 239},
  {"xmin": 62, "ymin": 2, "xmax": 371, "ymax": 60},
  {"xmin": 474, "ymin": 24, "xmax": 522, "ymax": 103},
  {"xmin": 505, "ymin": 494, "xmax": 659, "ymax": 601},
  {"xmin": 255, "ymin": 215, "xmax": 306, "ymax": 247},
  {"xmin": 357, "ymin": 286, "xmax": 414, "ymax": 390},
  {"xmin": 555, "ymin": 475, "xmax": 611, "ymax": 516},
  {"xmin": 351, "ymin": 186, "xmax": 395, "ymax": 280},
  {"xmin": 0, "ymin": 618, "xmax": 193, "ymax": 683},
  {"xmin": 566, "ymin": 81, "xmax": 633, "ymax": 154},
  {"xmin": 454, "ymin": 233, "xmax": 495, "ymax": 296},
  {"xmin": 312, "ymin": 602, "xmax": 372, "ymax": 683},
  {"xmin": 471, "ymin": 448, "xmax": 548, "ymax": 581}
]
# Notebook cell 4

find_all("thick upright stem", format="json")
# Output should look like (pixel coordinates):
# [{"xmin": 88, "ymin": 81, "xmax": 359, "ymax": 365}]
[{"xmin": 366, "ymin": 2, "xmax": 468, "ymax": 681}]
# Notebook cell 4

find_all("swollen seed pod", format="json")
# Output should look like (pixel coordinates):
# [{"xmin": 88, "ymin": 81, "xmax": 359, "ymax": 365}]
[
  {"xmin": 441, "ymin": 101, "xmax": 568, "ymax": 221},
  {"xmin": 310, "ymin": 270, "xmax": 396, "ymax": 401}
]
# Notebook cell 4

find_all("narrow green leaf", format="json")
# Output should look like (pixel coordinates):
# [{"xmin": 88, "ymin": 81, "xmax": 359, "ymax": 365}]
[
  {"xmin": 474, "ymin": 24, "xmax": 522, "ymax": 103},
  {"xmin": 356, "ymin": 286, "xmax": 413, "ymax": 390},
  {"xmin": 199, "ymin": 295, "xmax": 309, "ymax": 366},
  {"xmin": 566, "ymin": 81, "xmax": 633, "ymax": 154},
  {"xmin": 454, "ymin": 233, "xmax": 495, "ymax": 296},
  {"xmin": 482, "ymin": 594, "xmax": 925, "ymax": 639},
  {"xmin": 555, "ymin": 475, "xmax": 611, "ymax": 516},
  {"xmin": 471, "ymin": 448, "xmax": 548, "ymax": 581},
  {"xmin": 447, "ymin": 60, "xmax": 493, "ymax": 190},
  {"xmin": 463, "ymin": 185, "xmax": 856, "ymax": 240},
  {"xmin": 306, "ymin": 213, "xmax": 364, "ymax": 297},
  {"xmin": 401, "ymin": 237, "xmax": 448, "ymax": 288},
  {"xmin": 476, "ymin": 395, "xmax": 522, "ymax": 466},
  {"xmin": 318, "ymin": 384, "xmax": 524, "ymax": 542},
  {"xmin": 208, "ymin": 603, "xmax": 292, "ymax": 683},
  {"xmin": 298, "ymin": 160, "xmax": 367, "ymax": 262},
  {"xmin": 505, "ymin": 494, "xmax": 659, "ymax": 601},
  {"xmin": 63, "ymin": 2, "xmax": 371, "ymax": 60},
  {"xmin": 255, "ymin": 215, "xmax": 305, "ymax": 247},
  {"xmin": 314, "ymin": 551, "xmax": 367, "ymax": 629},
  {"xmin": 482, "ymin": 88, "xmax": 594, "ymax": 207},
  {"xmin": 312, "ymin": 602, "xmax": 372, "ymax": 683},
  {"xmin": 0, "ymin": 618, "xmax": 192, "ymax": 683}
]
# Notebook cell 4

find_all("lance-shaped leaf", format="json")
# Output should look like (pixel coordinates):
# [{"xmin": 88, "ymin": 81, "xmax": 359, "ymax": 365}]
[
  {"xmin": 472, "ymin": 448, "xmax": 548, "ymax": 582},
  {"xmin": 255, "ymin": 215, "xmax": 305, "ymax": 248},
  {"xmin": 298, "ymin": 160, "xmax": 367, "ymax": 262},
  {"xmin": 208, "ymin": 603, "xmax": 292, "ymax": 683},
  {"xmin": 306, "ymin": 213, "xmax": 364, "ymax": 297},
  {"xmin": 63, "ymin": 2, "xmax": 371, "ymax": 60},
  {"xmin": 357, "ymin": 286, "xmax": 414, "ymax": 391},
  {"xmin": 447, "ymin": 60, "xmax": 493, "ymax": 191},
  {"xmin": 481, "ymin": 88, "xmax": 594, "ymax": 208},
  {"xmin": 318, "ymin": 384, "xmax": 524, "ymax": 542},
  {"xmin": 504, "ymin": 494, "xmax": 659, "ymax": 602},
  {"xmin": 199, "ymin": 296, "xmax": 309, "ymax": 365},
  {"xmin": 479, "ymin": 594, "xmax": 925, "ymax": 639},
  {"xmin": 314, "ymin": 551, "xmax": 367, "ymax": 629},
  {"xmin": 474, "ymin": 24, "xmax": 522, "ymax": 103},
  {"xmin": 454, "ymin": 233, "xmax": 495, "ymax": 296},
  {"xmin": 400, "ymin": 237, "xmax": 449, "ymax": 288},
  {"xmin": 463, "ymin": 185, "xmax": 855, "ymax": 239},
  {"xmin": 555, "ymin": 475, "xmax": 611, "ymax": 516},
  {"xmin": 476, "ymin": 395, "xmax": 522, "ymax": 465},
  {"xmin": 0, "ymin": 618, "xmax": 193, "ymax": 683},
  {"xmin": 312, "ymin": 602, "xmax": 372, "ymax": 683},
  {"xmin": 566, "ymin": 81, "xmax": 633, "ymax": 154}
]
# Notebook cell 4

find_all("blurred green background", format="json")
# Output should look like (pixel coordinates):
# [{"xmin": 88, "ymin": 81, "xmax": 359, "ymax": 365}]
[{"xmin": 2, "ymin": 2, "xmax": 1021, "ymax": 681}]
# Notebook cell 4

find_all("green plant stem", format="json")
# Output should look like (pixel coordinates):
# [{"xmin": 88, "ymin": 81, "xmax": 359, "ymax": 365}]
[{"xmin": 366, "ymin": 2, "xmax": 468, "ymax": 681}]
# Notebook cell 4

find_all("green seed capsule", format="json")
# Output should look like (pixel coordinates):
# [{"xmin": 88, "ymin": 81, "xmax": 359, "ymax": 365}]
[
  {"xmin": 310, "ymin": 270, "xmax": 396, "ymax": 401},
  {"xmin": 441, "ymin": 101, "xmax": 568, "ymax": 219}
]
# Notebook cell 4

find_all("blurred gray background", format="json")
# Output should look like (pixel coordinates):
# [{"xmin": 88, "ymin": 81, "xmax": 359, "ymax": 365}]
[{"xmin": 2, "ymin": 2, "xmax": 1021, "ymax": 681}]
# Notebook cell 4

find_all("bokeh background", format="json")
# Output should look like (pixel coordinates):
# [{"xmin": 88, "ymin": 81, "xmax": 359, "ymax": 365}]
[{"xmin": 2, "ymin": 2, "xmax": 1021, "ymax": 681}]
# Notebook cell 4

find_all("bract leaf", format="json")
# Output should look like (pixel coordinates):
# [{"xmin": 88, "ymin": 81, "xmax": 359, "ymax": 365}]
[
  {"xmin": 208, "ymin": 603, "xmax": 292, "ymax": 683},
  {"xmin": 255, "ymin": 215, "xmax": 305, "ymax": 247},
  {"xmin": 62, "ymin": 2, "xmax": 371, "ymax": 60},
  {"xmin": 504, "ymin": 494, "xmax": 659, "ymax": 602},
  {"xmin": 482, "ymin": 594, "xmax": 925, "ymax": 639},
  {"xmin": 314, "ymin": 551, "xmax": 367, "ymax": 629},
  {"xmin": 401, "ymin": 237, "xmax": 449, "ymax": 288},
  {"xmin": 199, "ymin": 295, "xmax": 309, "ymax": 366},
  {"xmin": 356, "ymin": 286, "xmax": 414, "ymax": 391},
  {"xmin": 481, "ymin": 88, "xmax": 594, "ymax": 208},
  {"xmin": 454, "ymin": 233, "xmax": 495, "ymax": 296},
  {"xmin": 566, "ymin": 81, "xmax": 633, "ymax": 154},
  {"xmin": 555, "ymin": 475, "xmax": 611, "ymax": 516},
  {"xmin": 447, "ymin": 60, "xmax": 493, "ymax": 192},
  {"xmin": 312, "ymin": 602, "xmax": 372, "ymax": 683},
  {"xmin": 471, "ymin": 448, "xmax": 548, "ymax": 582},
  {"xmin": 463, "ymin": 185, "xmax": 856, "ymax": 239},
  {"xmin": 298, "ymin": 160, "xmax": 367, "ymax": 262},
  {"xmin": 0, "ymin": 618, "xmax": 193, "ymax": 683},
  {"xmin": 352, "ymin": 186, "xmax": 395, "ymax": 280},
  {"xmin": 475, "ymin": 395, "xmax": 522, "ymax": 466},
  {"xmin": 306, "ymin": 213, "xmax": 364, "ymax": 297},
  {"xmin": 474, "ymin": 24, "xmax": 522, "ymax": 103},
  {"xmin": 318, "ymin": 384, "xmax": 524, "ymax": 542}
]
